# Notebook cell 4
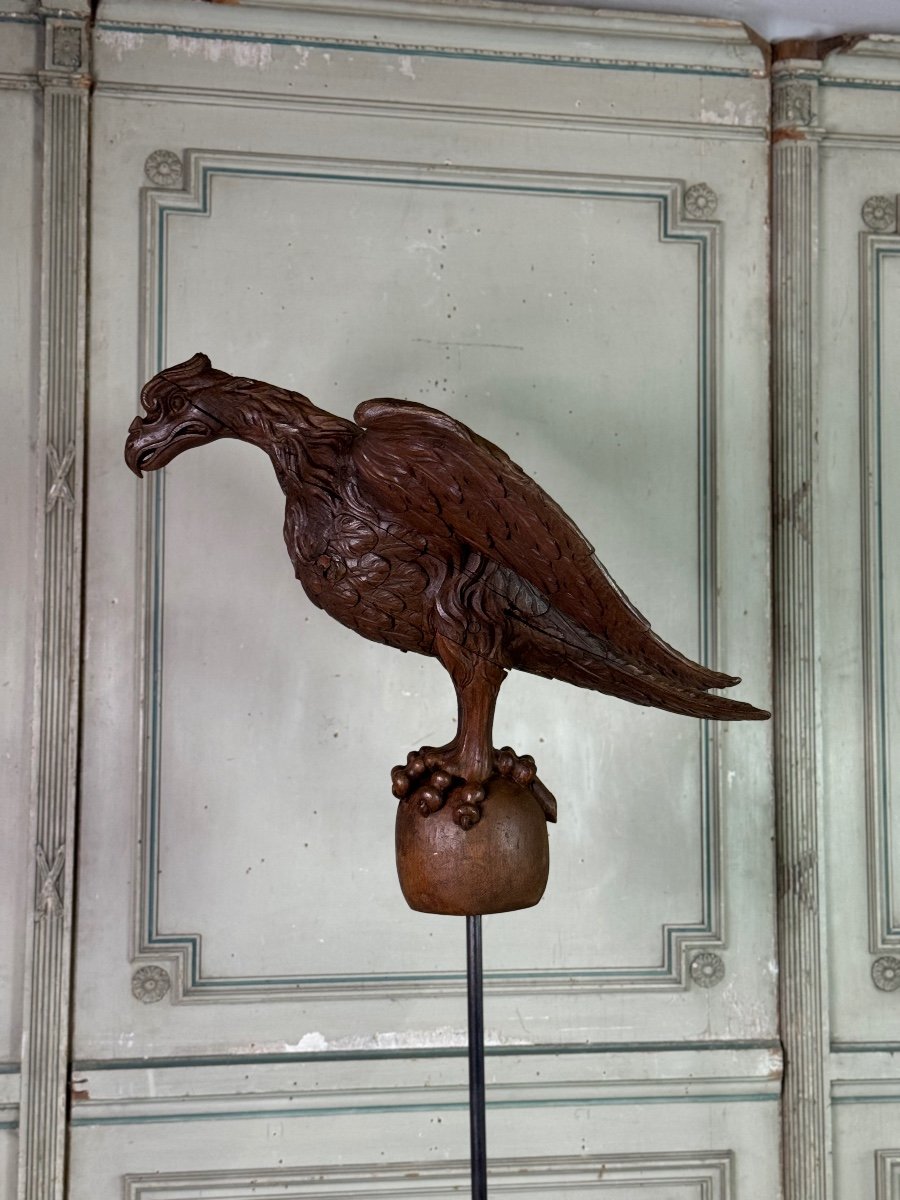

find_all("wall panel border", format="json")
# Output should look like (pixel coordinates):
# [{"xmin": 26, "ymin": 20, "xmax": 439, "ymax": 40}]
[{"xmin": 133, "ymin": 149, "xmax": 726, "ymax": 1001}]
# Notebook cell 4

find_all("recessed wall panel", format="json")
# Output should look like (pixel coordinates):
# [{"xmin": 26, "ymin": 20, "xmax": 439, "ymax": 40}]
[
  {"xmin": 78, "ymin": 0, "xmax": 771, "ymax": 1063},
  {"xmin": 150, "ymin": 161, "xmax": 705, "ymax": 988},
  {"xmin": 0, "ymin": 60, "xmax": 39, "ymax": 1064}
]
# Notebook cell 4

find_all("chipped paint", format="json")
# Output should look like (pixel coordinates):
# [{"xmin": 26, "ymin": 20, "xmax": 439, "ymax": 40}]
[
  {"xmin": 764, "ymin": 1049, "xmax": 784, "ymax": 1080},
  {"xmin": 700, "ymin": 98, "xmax": 760, "ymax": 126},
  {"xmin": 773, "ymin": 127, "xmax": 808, "ymax": 143},
  {"xmin": 778, "ymin": 849, "xmax": 818, "ymax": 910},
  {"xmin": 282, "ymin": 1027, "xmax": 533, "ymax": 1053},
  {"xmin": 96, "ymin": 29, "xmax": 144, "ymax": 61},
  {"xmin": 398, "ymin": 55, "xmax": 416, "ymax": 80},
  {"xmin": 721, "ymin": 982, "xmax": 773, "ymax": 1040},
  {"xmin": 166, "ymin": 34, "xmax": 273, "ymax": 70}
]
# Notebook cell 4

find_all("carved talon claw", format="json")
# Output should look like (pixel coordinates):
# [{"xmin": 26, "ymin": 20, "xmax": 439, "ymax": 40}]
[
  {"xmin": 430, "ymin": 769, "xmax": 453, "ymax": 792},
  {"xmin": 392, "ymin": 746, "xmax": 556, "ymax": 828},
  {"xmin": 448, "ymin": 782, "xmax": 486, "ymax": 830},
  {"xmin": 412, "ymin": 784, "xmax": 444, "ymax": 816},
  {"xmin": 495, "ymin": 747, "xmax": 555, "ymax": 818},
  {"xmin": 391, "ymin": 765, "xmax": 411, "ymax": 798},
  {"xmin": 497, "ymin": 747, "xmax": 537, "ymax": 787}
]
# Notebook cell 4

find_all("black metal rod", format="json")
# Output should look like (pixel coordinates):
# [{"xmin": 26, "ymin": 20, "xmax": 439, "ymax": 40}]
[{"xmin": 466, "ymin": 914, "xmax": 488, "ymax": 1199}]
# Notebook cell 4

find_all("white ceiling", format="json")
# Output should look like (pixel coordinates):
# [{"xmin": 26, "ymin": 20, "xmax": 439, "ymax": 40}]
[{"xmin": 515, "ymin": 0, "xmax": 900, "ymax": 42}]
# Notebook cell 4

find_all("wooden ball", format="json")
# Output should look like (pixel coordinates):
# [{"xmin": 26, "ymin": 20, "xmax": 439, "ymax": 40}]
[{"xmin": 395, "ymin": 775, "xmax": 550, "ymax": 916}]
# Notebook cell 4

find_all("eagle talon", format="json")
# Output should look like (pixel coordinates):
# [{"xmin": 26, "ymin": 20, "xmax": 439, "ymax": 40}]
[
  {"xmin": 496, "ymin": 747, "xmax": 516, "ymax": 776},
  {"xmin": 413, "ymin": 785, "xmax": 445, "ymax": 816},
  {"xmin": 394, "ymin": 745, "xmax": 554, "ymax": 827},
  {"xmin": 406, "ymin": 752, "xmax": 427, "ymax": 778},
  {"xmin": 391, "ymin": 767, "xmax": 410, "ymax": 799},
  {"xmin": 448, "ymin": 783, "xmax": 485, "ymax": 829},
  {"xmin": 398, "ymin": 757, "xmax": 461, "ymax": 816},
  {"xmin": 454, "ymin": 803, "xmax": 482, "ymax": 830},
  {"xmin": 495, "ymin": 746, "xmax": 538, "ymax": 786}
]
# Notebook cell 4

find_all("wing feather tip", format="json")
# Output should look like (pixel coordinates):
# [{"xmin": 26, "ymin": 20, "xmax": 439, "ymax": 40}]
[{"xmin": 708, "ymin": 699, "xmax": 771, "ymax": 721}]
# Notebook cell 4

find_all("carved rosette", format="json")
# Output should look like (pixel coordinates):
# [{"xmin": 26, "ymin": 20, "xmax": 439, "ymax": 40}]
[
  {"xmin": 773, "ymin": 81, "xmax": 814, "ymax": 129},
  {"xmin": 872, "ymin": 956, "xmax": 900, "ymax": 993},
  {"xmin": 144, "ymin": 149, "xmax": 184, "ymax": 189},
  {"xmin": 689, "ymin": 951, "xmax": 725, "ymax": 988},
  {"xmin": 132, "ymin": 965, "xmax": 172, "ymax": 1004},
  {"xmin": 862, "ymin": 195, "xmax": 897, "ymax": 233},
  {"xmin": 50, "ymin": 24, "xmax": 83, "ymax": 71},
  {"xmin": 683, "ymin": 183, "xmax": 718, "ymax": 221}
]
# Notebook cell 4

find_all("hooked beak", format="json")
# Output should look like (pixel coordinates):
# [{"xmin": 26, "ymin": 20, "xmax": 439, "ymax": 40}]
[
  {"xmin": 124, "ymin": 402, "xmax": 225, "ymax": 477},
  {"xmin": 124, "ymin": 415, "xmax": 148, "ymax": 477}
]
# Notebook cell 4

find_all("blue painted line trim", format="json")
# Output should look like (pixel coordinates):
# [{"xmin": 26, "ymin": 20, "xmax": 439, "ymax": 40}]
[
  {"xmin": 871, "ymin": 245, "xmax": 900, "ymax": 941},
  {"xmin": 96, "ymin": 20, "xmax": 760, "ymax": 79},
  {"xmin": 822, "ymin": 77, "xmax": 900, "ymax": 93},
  {"xmin": 142, "ymin": 162, "xmax": 718, "ymax": 992},
  {"xmin": 72, "ymin": 1038, "xmax": 780, "ymax": 1072},
  {"xmin": 832, "ymin": 1041, "xmax": 900, "ymax": 1053},
  {"xmin": 69, "ymin": 1091, "xmax": 778, "ymax": 1127}
]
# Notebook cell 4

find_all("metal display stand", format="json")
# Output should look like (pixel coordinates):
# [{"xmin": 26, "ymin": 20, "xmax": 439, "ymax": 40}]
[{"xmin": 466, "ymin": 916, "xmax": 488, "ymax": 1199}]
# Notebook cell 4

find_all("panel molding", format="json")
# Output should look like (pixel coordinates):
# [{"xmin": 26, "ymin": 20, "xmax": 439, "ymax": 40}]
[
  {"xmin": 94, "ymin": 0, "xmax": 766, "ymax": 79},
  {"xmin": 132, "ymin": 148, "xmax": 726, "ymax": 1002},
  {"xmin": 832, "ymin": 1082, "xmax": 900, "ymax": 1103},
  {"xmin": 0, "ymin": 1067, "xmax": 20, "ymax": 1132},
  {"xmin": 69, "ymin": 1043, "xmax": 780, "ymax": 1125},
  {"xmin": 123, "ymin": 1153, "xmax": 734, "ymax": 1197},
  {"xmin": 860, "ymin": 219, "xmax": 900, "ymax": 954},
  {"xmin": 16, "ymin": 12, "xmax": 90, "ymax": 1200},
  {"xmin": 92, "ymin": 82, "xmax": 768, "ymax": 145},
  {"xmin": 876, "ymin": 1152, "xmax": 900, "ymax": 1200}
]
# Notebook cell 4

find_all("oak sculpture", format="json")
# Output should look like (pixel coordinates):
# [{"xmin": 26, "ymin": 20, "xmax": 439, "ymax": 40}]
[{"xmin": 125, "ymin": 354, "xmax": 769, "ymax": 915}]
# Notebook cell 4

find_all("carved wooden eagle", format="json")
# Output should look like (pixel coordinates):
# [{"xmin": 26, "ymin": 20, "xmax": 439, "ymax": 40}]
[{"xmin": 125, "ymin": 353, "xmax": 768, "ymax": 830}]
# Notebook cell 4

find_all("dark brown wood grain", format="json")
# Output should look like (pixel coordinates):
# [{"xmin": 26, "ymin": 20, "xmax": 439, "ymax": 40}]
[
  {"xmin": 395, "ymin": 775, "xmax": 549, "ymax": 916},
  {"xmin": 125, "ymin": 352, "xmax": 769, "ymax": 912}
]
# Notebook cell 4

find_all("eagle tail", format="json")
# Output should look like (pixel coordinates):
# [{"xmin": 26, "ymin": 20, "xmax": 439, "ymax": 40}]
[{"xmin": 507, "ymin": 615, "xmax": 769, "ymax": 721}]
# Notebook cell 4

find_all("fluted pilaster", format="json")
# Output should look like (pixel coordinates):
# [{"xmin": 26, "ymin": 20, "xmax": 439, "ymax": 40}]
[
  {"xmin": 17, "ymin": 15, "xmax": 90, "ymax": 1200},
  {"xmin": 771, "ymin": 59, "xmax": 831, "ymax": 1200}
]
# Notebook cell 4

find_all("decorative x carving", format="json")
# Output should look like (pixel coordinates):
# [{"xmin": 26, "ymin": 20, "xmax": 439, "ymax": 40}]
[
  {"xmin": 35, "ymin": 844, "xmax": 65, "ymax": 921},
  {"xmin": 46, "ymin": 442, "xmax": 75, "ymax": 512}
]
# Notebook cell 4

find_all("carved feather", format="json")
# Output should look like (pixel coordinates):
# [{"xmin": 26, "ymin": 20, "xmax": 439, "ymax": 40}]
[
  {"xmin": 352, "ymin": 396, "xmax": 743, "ymax": 696},
  {"xmin": 125, "ymin": 358, "xmax": 769, "ymax": 727}
]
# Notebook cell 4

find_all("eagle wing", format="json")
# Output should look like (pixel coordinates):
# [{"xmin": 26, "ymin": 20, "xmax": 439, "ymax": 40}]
[{"xmin": 351, "ymin": 397, "xmax": 737, "ymax": 692}]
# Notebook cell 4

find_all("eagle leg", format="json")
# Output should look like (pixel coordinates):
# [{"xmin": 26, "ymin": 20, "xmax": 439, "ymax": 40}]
[{"xmin": 391, "ymin": 634, "xmax": 557, "ymax": 829}]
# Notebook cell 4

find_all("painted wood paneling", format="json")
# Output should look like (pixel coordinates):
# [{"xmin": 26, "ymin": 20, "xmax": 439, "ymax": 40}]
[
  {"xmin": 1, "ymin": 1129, "xmax": 19, "ymax": 1200},
  {"xmin": 11, "ymin": 1, "xmax": 871, "ymax": 1196},
  {"xmin": 15, "ymin": 8, "xmax": 91, "ymax": 1200},
  {"xmin": 0, "ymin": 12, "xmax": 40, "ymax": 1070},
  {"xmin": 770, "ymin": 56, "xmax": 831, "ymax": 1199},
  {"xmin": 67, "ymin": 1098, "xmax": 780, "ymax": 1198},
  {"xmin": 78, "ymin": 0, "xmax": 771, "ymax": 1059},
  {"xmin": 66, "ymin": 2, "xmax": 777, "ymax": 1195}
]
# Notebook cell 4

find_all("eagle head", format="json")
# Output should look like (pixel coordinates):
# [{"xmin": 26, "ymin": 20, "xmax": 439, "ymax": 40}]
[{"xmin": 125, "ymin": 352, "xmax": 231, "ymax": 476}]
